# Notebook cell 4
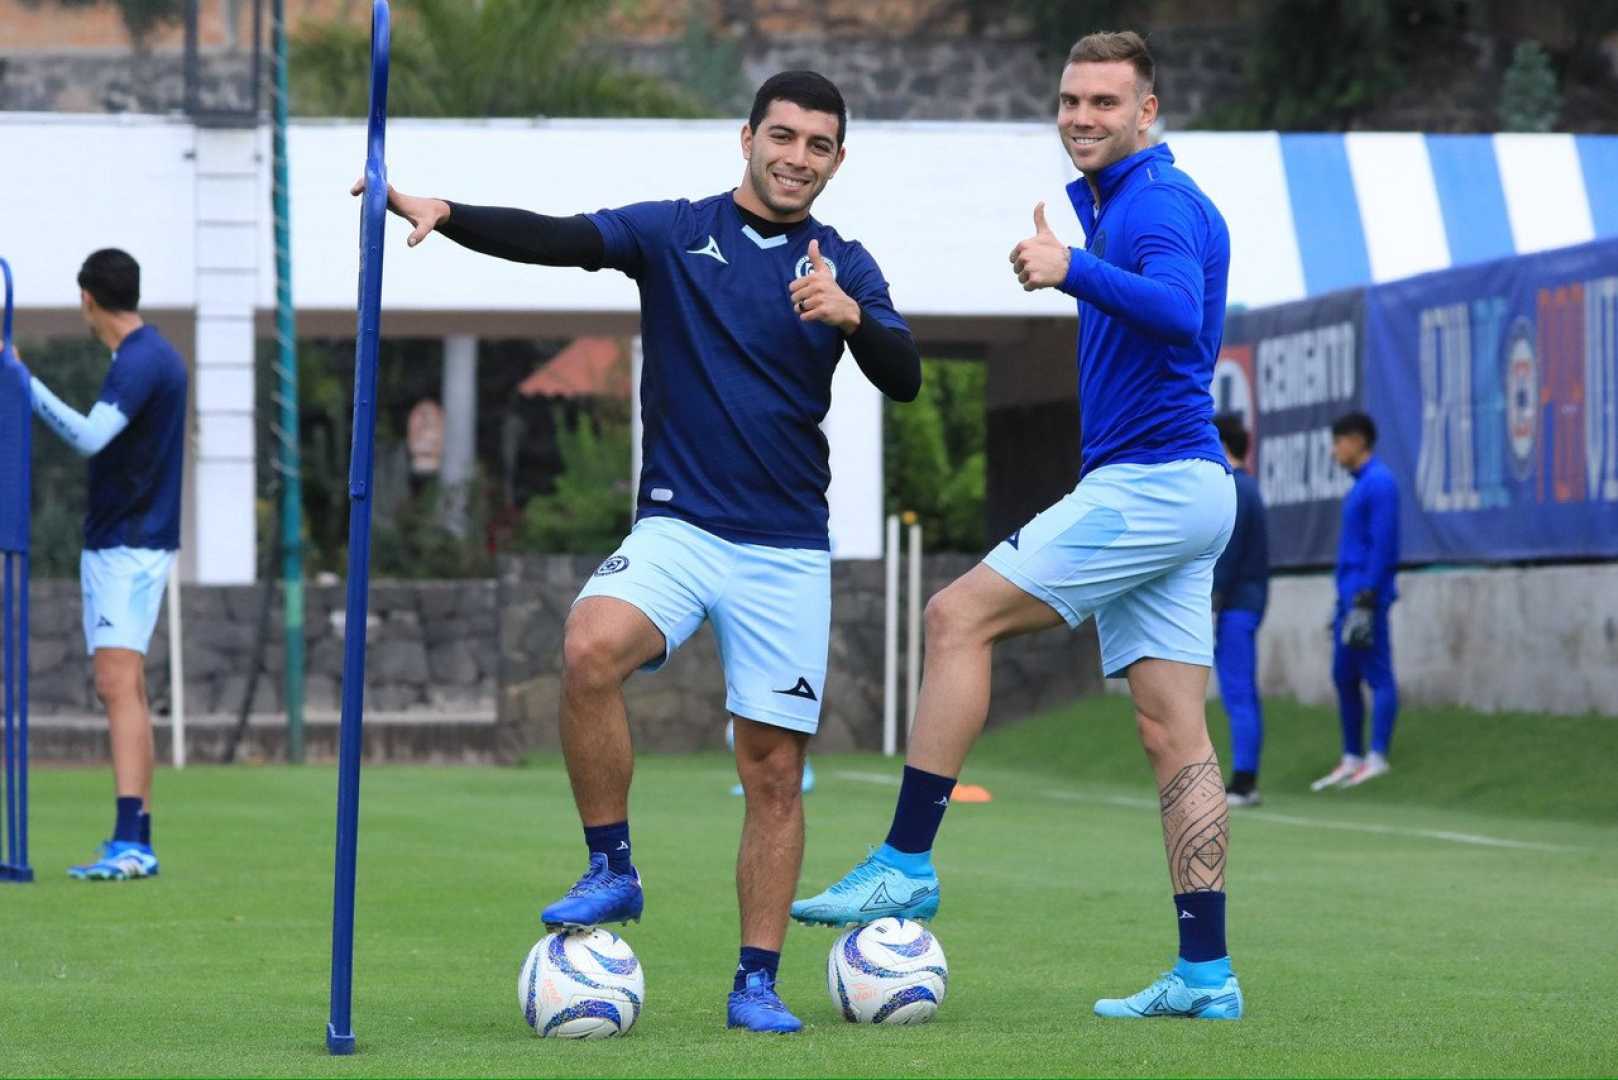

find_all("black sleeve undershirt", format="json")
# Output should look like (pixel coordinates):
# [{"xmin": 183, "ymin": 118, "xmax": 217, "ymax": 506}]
[
  {"xmin": 439, "ymin": 202, "xmax": 606, "ymax": 270},
  {"xmin": 846, "ymin": 311, "xmax": 922, "ymax": 402},
  {"xmin": 440, "ymin": 199, "xmax": 920, "ymax": 401}
]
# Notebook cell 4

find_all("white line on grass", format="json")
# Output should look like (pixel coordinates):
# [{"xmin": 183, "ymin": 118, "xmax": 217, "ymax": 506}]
[{"xmin": 828, "ymin": 770, "xmax": 1583, "ymax": 854}]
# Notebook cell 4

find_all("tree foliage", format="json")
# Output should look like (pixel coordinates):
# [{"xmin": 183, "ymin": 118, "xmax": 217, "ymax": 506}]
[
  {"xmin": 1498, "ymin": 40, "xmax": 1561, "ymax": 132},
  {"xmin": 886, "ymin": 359, "xmax": 986, "ymax": 552},
  {"xmin": 290, "ymin": 0, "xmax": 704, "ymax": 118},
  {"xmin": 514, "ymin": 405, "xmax": 632, "ymax": 555}
]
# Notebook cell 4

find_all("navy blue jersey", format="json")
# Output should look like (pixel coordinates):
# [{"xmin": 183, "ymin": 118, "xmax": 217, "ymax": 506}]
[
  {"xmin": 1336, "ymin": 456, "xmax": 1400, "ymax": 607},
  {"xmin": 586, "ymin": 193, "xmax": 908, "ymax": 549},
  {"xmin": 86, "ymin": 325, "xmax": 187, "ymax": 550},
  {"xmin": 1061, "ymin": 143, "xmax": 1230, "ymax": 478},
  {"xmin": 1213, "ymin": 467, "xmax": 1269, "ymax": 615}
]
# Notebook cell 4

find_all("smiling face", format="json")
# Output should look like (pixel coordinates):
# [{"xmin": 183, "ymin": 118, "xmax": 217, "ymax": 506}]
[
  {"xmin": 739, "ymin": 99, "xmax": 845, "ymax": 221},
  {"xmin": 1057, "ymin": 59, "xmax": 1157, "ymax": 176}
]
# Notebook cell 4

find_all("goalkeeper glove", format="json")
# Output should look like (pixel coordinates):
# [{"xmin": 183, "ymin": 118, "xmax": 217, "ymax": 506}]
[{"xmin": 1340, "ymin": 590, "xmax": 1376, "ymax": 649}]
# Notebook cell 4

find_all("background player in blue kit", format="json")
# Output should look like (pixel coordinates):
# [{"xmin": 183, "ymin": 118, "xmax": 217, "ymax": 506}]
[
  {"xmin": 1313, "ymin": 411, "xmax": 1401, "ymax": 791},
  {"xmin": 1211, "ymin": 414, "xmax": 1269, "ymax": 807},
  {"xmin": 21, "ymin": 249, "xmax": 187, "ymax": 882},
  {"xmin": 793, "ymin": 32, "xmax": 1246, "ymax": 1020},
  {"xmin": 366, "ymin": 71, "xmax": 920, "ymax": 1032}
]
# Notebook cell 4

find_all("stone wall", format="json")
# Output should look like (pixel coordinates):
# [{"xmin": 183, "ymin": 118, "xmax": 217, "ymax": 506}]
[
  {"xmin": 26, "ymin": 577, "xmax": 498, "ymax": 720},
  {"xmin": 496, "ymin": 554, "xmax": 1103, "ymax": 760},
  {"xmin": 0, "ymin": 25, "xmax": 1246, "ymax": 128}
]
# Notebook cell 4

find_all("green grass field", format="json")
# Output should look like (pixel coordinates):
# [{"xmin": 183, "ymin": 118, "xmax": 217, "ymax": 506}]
[{"xmin": 4, "ymin": 696, "xmax": 1615, "ymax": 1078}]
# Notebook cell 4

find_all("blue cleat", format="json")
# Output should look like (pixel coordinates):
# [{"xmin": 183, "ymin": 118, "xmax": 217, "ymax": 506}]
[
  {"xmin": 1093, "ymin": 969, "xmax": 1244, "ymax": 1020},
  {"xmin": 67, "ymin": 840, "xmax": 159, "ymax": 881},
  {"xmin": 540, "ymin": 852, "xmax": 644, "ymax": 930},
  {"xmin": 727, "ymin": 970, "xmax": 803, "ymax": 1033},
  {"xmin": 790, "ymin": 849, "xmax": 939, "ymax": 927}
]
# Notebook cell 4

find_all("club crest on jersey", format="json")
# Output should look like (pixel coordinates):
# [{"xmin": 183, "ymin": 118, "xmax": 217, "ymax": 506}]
[
  {"xmin": 594, "ymin": 555, "xmax": 630, "ymax": 576},
  {"xmin": 795, "ymin": 253, "xmax": 837, "ymax": 282}
]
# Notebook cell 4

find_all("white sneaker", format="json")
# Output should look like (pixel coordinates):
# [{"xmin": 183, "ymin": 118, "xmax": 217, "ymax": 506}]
[
  {"xmin": 1341, "ymin": 753, "xmax": 1390, "ymax": 787},
  {"xmin": 1226, "ymin": 788, "xmax": 1262, "ymax": 808},
  {"xmin": 1310, "ymin": 756, "xmax": 1363, "ymax": 791}
]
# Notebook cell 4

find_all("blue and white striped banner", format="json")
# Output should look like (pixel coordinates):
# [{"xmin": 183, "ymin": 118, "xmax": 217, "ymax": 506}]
[{"xmin": 1171, "ymin": 132, "xmax": 1618, "ymax": 309}]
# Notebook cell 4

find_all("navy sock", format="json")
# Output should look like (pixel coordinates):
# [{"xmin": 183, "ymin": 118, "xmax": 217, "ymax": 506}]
[
  {"xmin": 113, "ymin": 797, "xmax": 143, "ymax": 844},
  {"xmin": 1174, "ymin": 891, "xmax": 1228, "ymax": 963},
  {"xmin": 138, "ymin": 812, "xmax": 151, "ymax": 848},
  {"xmin": 583, "ymin": 821, "xmax": 632, "ymax": 874},
  {"xmin": 734, "ymin": 946, "xmax": 780, "ymax": 992},
  {"xmin": 883, "ymin": 765, "xmax": 956, "ymax": 854}
]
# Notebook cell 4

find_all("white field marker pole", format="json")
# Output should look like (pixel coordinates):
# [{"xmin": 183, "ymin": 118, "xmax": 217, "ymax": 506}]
[
  {"xmin": 167, "ymin": 563, "xmax": 186, "ymax": 769},
  {"xmin": 905, "ymin": 514, "xmax": 922, "ymax": 740},
  {"xmin": 882, "ymin": 513, "xmax": 899, "ymax": 757}
]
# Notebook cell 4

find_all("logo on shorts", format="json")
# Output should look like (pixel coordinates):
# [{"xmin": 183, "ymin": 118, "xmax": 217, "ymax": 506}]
[
  {"xmin": 1006, "ymin": 529, "xmax": 1021, "ymax": 550},
  {"xmin": 96, "ymin": 615, "xmax": 114, "ymax": 628},
  {"xmin": 593, "ymin": 556, "xmax": 630, "ymax": 577},
  {"xmin": 774, "ymin": 676, "xmax": 818, "ymax": 701}
]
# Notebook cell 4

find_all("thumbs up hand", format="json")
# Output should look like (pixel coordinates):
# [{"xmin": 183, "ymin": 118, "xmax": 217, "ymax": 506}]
[
  {"xmin": 1009, "ymin": 201, "xmax": 1072, "ymax": 292},
  {"xmin": 789, "ymin": 238, "xmax": 861, "ymax": 334}
]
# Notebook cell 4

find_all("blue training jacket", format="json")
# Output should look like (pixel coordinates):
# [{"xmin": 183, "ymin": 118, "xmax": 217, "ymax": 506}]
[
  {"xmin": 1335, "ymin": 456, "xmax": 1400, "ymax": 606},
  {"xmin": 1061, "ymin": 143, "xmax": 1230, "ymax": 478},
  {"xmin": 1214, "ymin": 466, "xmax": 1269, "ymax": 615}
]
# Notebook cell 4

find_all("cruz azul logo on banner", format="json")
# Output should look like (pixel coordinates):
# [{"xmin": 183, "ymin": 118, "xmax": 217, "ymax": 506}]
[
  {"xmin": 1364, "ymin": 237, "xmax": 1618, "ymax": 563},
  {"xmin": 1410, "ymin": 276, "xmax": 1618, "ymax": 513}
]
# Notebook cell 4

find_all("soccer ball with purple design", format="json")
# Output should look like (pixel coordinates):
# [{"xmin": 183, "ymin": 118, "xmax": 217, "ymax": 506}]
[
  {"xmin": 518, "ymin": 928, "xmax": 644, "ymax": 1038},
  {"xmin": 827, "ymin": 917, "xmax": 948, "ymax": 1024}
]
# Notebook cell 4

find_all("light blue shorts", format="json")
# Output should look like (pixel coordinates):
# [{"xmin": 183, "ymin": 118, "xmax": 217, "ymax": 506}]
[
  {"xmin": 983, "ymin": 459, "xmax": 1234, "ymax": 678},
  {"xmin": 575, "ymin": 516, "xmax": 831, "ymax": 734},
  {"xmin": 81, "ymin": 547, "xmax": 176, "ymax": 656}
]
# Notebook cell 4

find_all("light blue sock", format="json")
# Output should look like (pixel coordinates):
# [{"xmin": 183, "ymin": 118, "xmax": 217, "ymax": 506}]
[
  {"xmin": 1174, "ymin": 955, "xmax": 1233, "ymax": 988},
  {"xmin": 872, "ymin": 843, "xmax": 932, "ymax": 874}
]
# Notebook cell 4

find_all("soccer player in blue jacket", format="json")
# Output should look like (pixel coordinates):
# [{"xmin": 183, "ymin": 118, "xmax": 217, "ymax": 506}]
[
  {"xmin": 1211, "ymin": 415, "xmax": 1268, "ymax": 807},
  {"xmin": 1312, "ymin": 411, "xmax": 1401, "ymax": 791},
  {"xmin": 22, "ymin": 249, "xmax": 187, "ymax": 882},
  {"xmin": 794, "ymin": 32, "xmax": 1245, "ymax": 1020},
  {"xmin": 366, "ymin": 72, "xmax": 920, "ymax": 1032}
]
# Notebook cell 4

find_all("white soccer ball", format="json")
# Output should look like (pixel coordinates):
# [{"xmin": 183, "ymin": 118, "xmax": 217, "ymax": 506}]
[
  {"xmin": 827, "ymin": 917, "xmax": 948, "ymax": 1024},
  {"xmin": 518, "ymin": 928, "xmax": 644, "ymax": 1038}
]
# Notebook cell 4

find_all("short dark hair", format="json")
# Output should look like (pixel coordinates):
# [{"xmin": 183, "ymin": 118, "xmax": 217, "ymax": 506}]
[
  {"xmin": 78, "ymin": 249, "xmax": 141, "ymax": 312},
  {"xmin": 1214, "ymin": 413, "xmax": 1249, "ymax": 459},
  {"xmin": 1067, "ymin": 30, "xmax": 1155, "ymax": 95},
  {"xmin": 1331, "ymin": 411, "xmax": 1377, "ymax": 447},
  {"xmin": 748, "ymin": 70, "xmax": 847, "ymax": 146}
]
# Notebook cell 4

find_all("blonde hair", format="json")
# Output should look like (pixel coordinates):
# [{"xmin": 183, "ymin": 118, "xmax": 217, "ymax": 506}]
[{"xmin": 1067, "ymin": 31, "xmax": 1155, "ymax": 96}]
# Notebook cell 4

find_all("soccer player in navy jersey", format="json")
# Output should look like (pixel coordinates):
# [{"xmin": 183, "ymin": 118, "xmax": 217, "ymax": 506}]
[
  {"xmin": 793, "ymin": 32, "xmax": 1246, "ymax": 1020},
  {"xmin": 22, "ymin": 249, "xmax": 187, "ymax": 882},
  {"xmin": 364, "ymin": 71, "xmax": 920, "ymax": 1032}
]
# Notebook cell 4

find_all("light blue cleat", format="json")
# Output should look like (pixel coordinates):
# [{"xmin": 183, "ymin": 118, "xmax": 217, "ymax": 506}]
[
  {"xmin": 791, "ymin": 849, "xmax": 939, "ymax": 927},
  {"xmin": 540, "ymin": 852, "xmax": 644, "ymax": 930},
  {"xmin": 67, "ymin": 840, "xmax": 159, "ymax": 881},
  {"xmin": 1093, "ymin": 969, "xmax": 1243, "ymax": 1020},
  {"xmin": 727, "ymin": 970, "xmax": 803, "ymax": 1033}
]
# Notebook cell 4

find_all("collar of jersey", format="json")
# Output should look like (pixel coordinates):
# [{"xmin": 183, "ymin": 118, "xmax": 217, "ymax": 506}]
[
  {"xmin": 1067, "ymin": 142, "xmax": 1175, "ymax": 232},
  {"xmin": 727, "ymin": 193, "xmax": 815, "ymax": 241}
]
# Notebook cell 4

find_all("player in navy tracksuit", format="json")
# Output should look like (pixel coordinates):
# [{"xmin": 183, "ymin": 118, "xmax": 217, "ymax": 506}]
[
  {"xmin": 1211, "ymin": 416, "xmax": 1268, "ymax": 807},
  {"xmin": 1313, "ymin": 411, "xmax": 1401, "ymax": 791},
  {"xmin": 23, "ymin": 249, "xmax": 187, "ymax": 882},
  {"xmin": 796, "ymin": 31, "xmax": 1246, "ymax": 1020},
  {"xmin": 366, "ymin": 72, "xmax": 920, "ymax": 1032}
]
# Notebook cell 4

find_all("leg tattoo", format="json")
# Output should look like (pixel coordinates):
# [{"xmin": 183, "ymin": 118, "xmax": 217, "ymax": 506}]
[{"xmin": 1158, "ymin": 754, "xmax": 1228, "ymax": 893}]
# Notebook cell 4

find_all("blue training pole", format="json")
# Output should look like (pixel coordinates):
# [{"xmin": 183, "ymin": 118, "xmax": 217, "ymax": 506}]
[
  {"xmin": 325, "ymin": 0, "xmax": 389, "ymax": 1055},
  {"xmin": 1, "ymin": 255, "xmax": 34, "ymax": 884}
]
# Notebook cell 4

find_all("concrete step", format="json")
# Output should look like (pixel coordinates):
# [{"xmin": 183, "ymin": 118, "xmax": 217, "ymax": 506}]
[{"xmin": 21, "ymin": 711, "xmax": 501, "ymax": 766}]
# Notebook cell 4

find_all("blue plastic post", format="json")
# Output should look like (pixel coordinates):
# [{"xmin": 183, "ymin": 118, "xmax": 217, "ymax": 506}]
[
  {"xmin": 1, "ymin": 254, "xmax": 33, "ymax": 884},
  {"xmin": 326, "ymin": 0, "xmax": 389, "ymax": 1056}
]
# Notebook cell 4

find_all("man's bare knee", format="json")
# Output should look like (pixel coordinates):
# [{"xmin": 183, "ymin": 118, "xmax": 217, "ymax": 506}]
[
  {"xmin": 1135, "ymin": 708, "xmax": 1207, "ymax": 763},
  {"xmin": 923, "ymin": 585, "xmax": 980, "ymax": 651},
  {"xmin": 562, "ymin": 617, "xmax": 637, "ymax": 695},
  {"xmin": 735, "ymin": 725, "xmax": 805, "ymax": 813},
  {"xmin": 93, "ymin": 658, "xmax": 140, "ymax": 708}
]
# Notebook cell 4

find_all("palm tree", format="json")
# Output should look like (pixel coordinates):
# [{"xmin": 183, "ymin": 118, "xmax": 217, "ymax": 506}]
[{"xmin": 290, "ymin": 0, "xmax": 705, "ymax": 118}]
